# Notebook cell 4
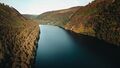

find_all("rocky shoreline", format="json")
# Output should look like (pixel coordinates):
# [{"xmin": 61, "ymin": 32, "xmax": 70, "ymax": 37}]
[{"xmin": 32, "ymin": 27, "xmax": 40, "ymax": 68}]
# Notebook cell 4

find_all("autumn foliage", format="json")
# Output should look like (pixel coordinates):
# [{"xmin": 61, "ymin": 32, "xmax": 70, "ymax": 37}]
[
  {"xmin": 65, "ymin": 0, "xmax": 120, "ymax": 46},
  {"xmin": 0, "ymin": 3, "xmax": 39, "ymax": 68}
]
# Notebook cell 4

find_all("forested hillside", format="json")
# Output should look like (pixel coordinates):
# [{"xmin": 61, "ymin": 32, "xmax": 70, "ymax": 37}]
[
  {"xmin": 35, "ymin": 6, "xmax": 81, "ymax": 26},
  {"xmin": 65, "ymin": 0, "xmax": 120, "ymax": 46},
  {"xmin": 0, "ymin": 3, "xmax": 39, "ymax": 68}
]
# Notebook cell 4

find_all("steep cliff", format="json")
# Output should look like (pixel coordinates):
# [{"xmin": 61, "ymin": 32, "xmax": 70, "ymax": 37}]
[
  {"xmin": 0, "ymin": 3, "xmax": 40, "ymax": 68},
  {"xmin": 65, "ymin": 0, "xmax": 120, "ymax": 46},
  {"xmin": 35, "ymin": 6, "xmax": 80, "ymax": 26}
]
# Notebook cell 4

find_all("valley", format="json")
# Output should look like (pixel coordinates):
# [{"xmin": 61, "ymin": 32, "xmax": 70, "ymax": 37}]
[
  {"xmin": 25, "ymin": 0, "xmax": 120, "ymax": 46},
  {"xmin": 0, "ymin": 0, "xmax": 120, "ymax": 68}
]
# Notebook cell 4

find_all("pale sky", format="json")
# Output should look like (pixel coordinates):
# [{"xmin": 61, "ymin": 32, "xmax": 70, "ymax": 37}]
[{"xmin": 0, "ymin": 0, "xmax": 94, "ymax": 15}]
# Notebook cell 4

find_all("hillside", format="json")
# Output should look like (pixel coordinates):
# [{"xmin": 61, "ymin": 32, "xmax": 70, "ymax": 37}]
[
  {"xmin": 65, "ymin": 0, "xmax": 120, "ymax": 46},
  {"xmin": 0, "ymin": 3, "xmax": 40, "ymax": 68},
  {"xmin": 35, "ymin": 6, "xmax": 81, "ymax": 26},
  {"xmin": 23, "ymin": 14, "xmax": 38, "ymax": 20},
  {"xmin": 27, "ymin": 0, "xmax": 120, "ymax": 45}
]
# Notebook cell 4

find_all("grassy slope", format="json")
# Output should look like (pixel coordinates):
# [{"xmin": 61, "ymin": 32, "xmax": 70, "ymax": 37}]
[
  {"xmin": 35, "ymin": 6, "xmax": 81, "ymax": 26},
  {"xmin": 0, "ymin": 3, "xmax": 39, "ymax": 68},
  {"xmin": 65, "ymin": 0, "xmax": 120, "ymax": 46}
]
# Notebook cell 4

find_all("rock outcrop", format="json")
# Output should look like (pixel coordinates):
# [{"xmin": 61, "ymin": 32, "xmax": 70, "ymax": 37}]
[
  {"xmin": 65, "ymin": 0, "xmax": 120, "ymax": 46},
  {"xmin": 0, "ymin": 3, "xmax": 40, "ymax": 68}
]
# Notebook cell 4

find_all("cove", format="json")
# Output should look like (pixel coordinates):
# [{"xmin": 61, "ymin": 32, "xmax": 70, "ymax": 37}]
[{"xmin": 35, "ymin": 25, "xmax": 120, "ymax": 68}]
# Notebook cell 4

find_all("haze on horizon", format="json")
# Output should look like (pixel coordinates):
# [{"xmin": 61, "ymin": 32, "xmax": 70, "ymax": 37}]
[{"xmin": 0, "ymin": 0, "xmax": 94, "ymax": 15}]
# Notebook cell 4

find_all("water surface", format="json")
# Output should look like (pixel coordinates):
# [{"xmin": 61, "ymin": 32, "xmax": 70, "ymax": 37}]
[{"xmin": 35, "ymin": 25, "xmax": 120, "ymax": 68}]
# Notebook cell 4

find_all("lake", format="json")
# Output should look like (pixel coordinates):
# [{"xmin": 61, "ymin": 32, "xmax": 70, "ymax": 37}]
[{"xmin": 35, "ymin": 25, "xmax": 120, "ymax": 68}]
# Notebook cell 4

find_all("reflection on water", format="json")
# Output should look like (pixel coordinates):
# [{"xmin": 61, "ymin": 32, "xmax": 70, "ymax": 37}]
[{"xmin": 35, "ymin": 25, "xmax": 120, "ymax": 68}]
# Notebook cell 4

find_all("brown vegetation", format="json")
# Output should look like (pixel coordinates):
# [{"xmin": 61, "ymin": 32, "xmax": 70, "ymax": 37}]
[
  {"xmin": 65, "ymin": 0, "xmax": 120, "ymax": 46},
  {"xmin": 35, "ymin": 6, "xmax": 81, "ymax": 26},
  {"xmin": 0, "ymin": 3, "xmax": 40, "ymax": 68}
]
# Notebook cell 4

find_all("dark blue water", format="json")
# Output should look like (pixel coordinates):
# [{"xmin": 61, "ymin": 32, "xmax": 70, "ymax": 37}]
[{"xmin": 35, "ymin": 25, "xmax": 120, "ymax": 68}]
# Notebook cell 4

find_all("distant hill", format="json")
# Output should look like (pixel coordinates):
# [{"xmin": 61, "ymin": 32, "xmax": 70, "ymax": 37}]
[
  {"xmin": 65, "ymin": 0, "xmax": 120, "ymax": 46},
  {"xmin": 11, "ymin": 0, "xmax": 120, "ymax": 46},
  {"xmin": 35, "ymin": 6, "xmax": 81, "ymax": 26},
  {"xmin": 30, "ymin": 0, "xmax": 120, "ymax": 46},
  {"xmin": 23, "ymin": 14, "xmax": 38, "ymax": 20},
  {"xmin": 0, "ymin": 3, "xmax": 39, "ymax": 68}
]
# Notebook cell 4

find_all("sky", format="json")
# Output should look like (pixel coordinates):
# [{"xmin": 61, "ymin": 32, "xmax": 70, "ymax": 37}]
[{"xmin": 0, "ymin": 0, "xmax": 94, "ymax": 15}]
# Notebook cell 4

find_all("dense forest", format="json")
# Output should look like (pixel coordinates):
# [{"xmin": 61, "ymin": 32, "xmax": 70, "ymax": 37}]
[
  {"xmin": 65, "ymin": 0, "xmax": 120, "ymax": 46},
  {"xmin": 0, "ymin": 3, "xmax": 39, "ymax": 68}
]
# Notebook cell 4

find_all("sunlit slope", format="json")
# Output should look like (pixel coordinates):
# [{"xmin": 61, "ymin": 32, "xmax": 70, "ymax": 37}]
[
  {"xmin": 35, "ymin": 6, "xmax": 80, "ymax": 26},
  {"xmin": 65, "ymin": 0, "xmax": 120, "ymax": 46}
]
